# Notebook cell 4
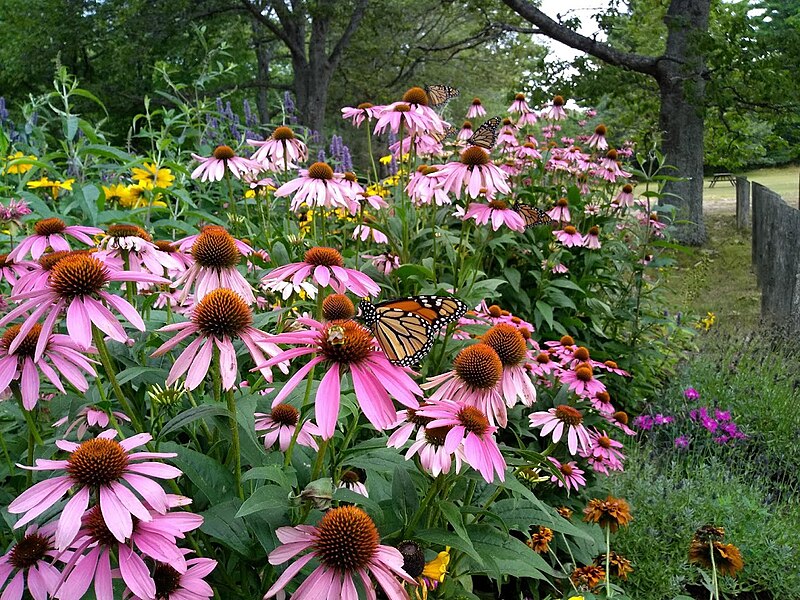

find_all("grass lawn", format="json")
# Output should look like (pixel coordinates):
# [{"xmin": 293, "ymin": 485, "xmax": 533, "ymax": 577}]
[{"xmin": 704, "ymin": 166, "xmax": 800, "ymax": 205}]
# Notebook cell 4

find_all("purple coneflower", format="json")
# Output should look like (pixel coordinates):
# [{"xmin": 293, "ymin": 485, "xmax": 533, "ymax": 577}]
[
  {"xmin": 262, "ymin": 247, "xmax": 380, "ymax": 298},
  {"xmin": 508, "ymin": 93, "xmax": 532, "ymax": 115},
  {"xmin": 547, "ymin": 457, "xmax": 586, "ymax": 492},
  {"xmin": 9, "ymin": 430, "xmax": 180, "ymax": 550},
  {"xmin": 587, "ymin": 124, "xmax": 609, "ymax": 150},
  {"xmin": 417, "ymin": 398, "xmax": 506, "ymax": 483},
  {"xmin": 172, "ymin": 226, "xmax": 255, "ymax": 305},
  {"xmin": 190, "ymin": 145, "xmax": 262, "ymax": 182},
  {"xmin": 463, "ymin": 200, "xmax": 525, "ymax": 232},
  {"xmin": 126, "ymin": 556, "xmax": 217, "ymax": 600},
  {"xmin": 467, "ymin": 97, "xmax": 486, "ymax": 118},
  {"xmin": 529, "ymin": 405, "xmax": 592, "ymax": 455},
  {"xmin": 264, "ymin": 506, "xmax": 414, "ymax": 600},
  {"xmin": 254, "ymin": 403, "xmax": 320, "ymax": 452},
  {"xmin": 432, "ymin": 147, "xmax": 511, "ymax": 200},
  {"xmin": 7, "ymin": 218, "xmax": 101, "ymax": 262},
  {"xmin": 405, "ymin": 425, "xmax": 465, "ymax": 478},
  {"xmin": 614, "ymin": 184, "xmax": 635, "ymax": 208},
  {"xmin": 249, "ymin": 126, "xmax": 308, "ymax": 170},
  {"xmin": 481, "ymin": 324, "xmax": 537, "ymax": 408},
  {"xmin": 559, "ymin": 362, "xmax": 606, "ymax": 398},
  {"xmin": 547, "ymin": 198, "xmax": 571, "ymax": 222},
  {"xmin": 53, "ymin": 406, "xmax": 130, "ymax": 440},
  {"xmin": 554, "ymin": 225, "xmax": 585, "ymax": 248},
  {"xmin": 373, "ymin": 100, "xmax": 444, "ymax": 137},
  {"xmin": 0, "ymin": 253, "xmax": 167, "ymax": 357},
  {"xmin": 151, "ymin": 288, "xmax": 282, "ymax": 391},
  {"xmin": 422, "ymin": 343, "xmax": 507, "ymax": 427},
  {"xmin": 255, "ymin": 318, "xmax": 422, "ymax": 439},
  {"xmin": 458, "ymin": 120, "xmax": 473, "ymax": 141},
  {"xmin": 0, "ymin": 324, "xmax": 97, "ymax": 410},
  {"xmin": 542, "ymin": 95, "xmax": 568, "ymax": 121},
  {"xmin": 0, "ymin": 253, "xmax": 31, "ymax": 286},
  {"xmin": 96, "ymin": 225, "xmax": 182, "ymax": 277},
  {"xmin": 364, "ymin": 252, "xmax": 401, "ymax": 276},
  {"xmin": 0, "ymin": 524, "xmax": 60, "ymax": 600},
  {"xmin": 274, "ymin": 162, "xmax": 354, "ymax": 213},
  {"xmin": 341, "ymin": 102, "xmax": 381, "ymax": 128}
]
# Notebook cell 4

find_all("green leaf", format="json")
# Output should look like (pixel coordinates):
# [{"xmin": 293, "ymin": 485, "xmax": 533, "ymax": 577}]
[
  {"xmin": 437, "ymin": 501, "xmax": 481, "ymax": 560},
  {"xmin": 242, "ymin": 464, "xmax": 297, "ymax": 489},
  {"xmin": 535, "ymin": 300, "xmax": 554, "ymax": 329},
  {"xmin": 415, "ymin": 528, "xmax": 483, "ymax": 564},
  {"xmin": 162, "ymin": 442, "xmax": 235, "ymax": 505},
  {"xmin": 391, "ymin": 466, "xmax": 418, "ymax": 522},
  {"xmin": 200, "ymin": 500, "xmax": 252, "ymax": 555},
  {"xmin": 158, "ymin": 405, "xmax": 230, "ymax": 439},
  {"xmin": 235, "ymin": 484, "xmax": 289, "ymax": 518},
  {"xmin": 490, "ymin": 497, "xmax": 589, "ymax": 539},
  {"xmin": 64, "ymin": 115, "xmax": 79, "ymax": 142},
  {"xmin": 393, "ymin": 264, "xmax": 436, "ymax": 282},
  {"xmin": 468, "ymin": 524, "xmax": 554, "ymax": 580},
  {"xmin": 332, "ymin": 488, "xmax": 384, "ymax": 524}
]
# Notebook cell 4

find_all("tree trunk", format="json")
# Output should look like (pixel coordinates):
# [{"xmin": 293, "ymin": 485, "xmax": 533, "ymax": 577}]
[
  {"xmin": 656, "ymin": 0, "xmax": 711, "ymax": 245},
  {"xmin": 293, "ymin": 58, "xmax": 331, "ymax": 135},
  {"xmin": 251, "ymin": 20, "xmax": 273, "ymax": 126}
]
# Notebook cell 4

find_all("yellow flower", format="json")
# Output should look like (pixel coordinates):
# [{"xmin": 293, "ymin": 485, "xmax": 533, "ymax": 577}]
[
  {"xmin": 132, "ymin": 162, "xmax": 174, "ymax": 190},
  {"xmin": 245, "ymin": 190, "xmax": 255, "ymax": 199},
  {"xmin": 696, "ymin": 311, "xmax": 716, "ymax": 331},
  {"xmin": 27, "ymin": 177, "xmax": 73, "ymax": 197},
  {"xmin": 415, "ymin": 547, "xmax": 450, "ymax": 600},
  {"xmin": 421, "ymin": 547, "xmax": 450, "ymax": 582},
  {"xmin": 102, "ymin": 183, "xmax": 130, "ymax": 205},
  {"xmin": 379, "ymin": 154, "xmax": 393, "ymax": 165},
  {"xmin": 568, "ymin": 596, "xmax": 585, "ymax": 600},
  {"xmin": 3, "ymin": 151, "xmax": 36, "ymax": 174},
  {"xmin": 117, "ymin": 184, "xmax": 166, "ymax": 209}
]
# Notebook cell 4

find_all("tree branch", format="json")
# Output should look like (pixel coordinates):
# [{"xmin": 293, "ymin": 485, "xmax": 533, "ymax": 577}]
[
  {"xmin": 327, "ymin": 0, "xmax": 369, "ymax": 68},
  {"xmin": 240, "ymin": 0, "xmax": 305, "ymax": 59},
  {"xmin": 500, "ymin": 0, "xmax": 659, "ymax": 76}
]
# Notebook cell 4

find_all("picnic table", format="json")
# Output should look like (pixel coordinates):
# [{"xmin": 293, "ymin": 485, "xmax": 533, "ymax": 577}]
[{"xmin": 709, "ymin": 172, "xmax": 736, "ymax": 187}]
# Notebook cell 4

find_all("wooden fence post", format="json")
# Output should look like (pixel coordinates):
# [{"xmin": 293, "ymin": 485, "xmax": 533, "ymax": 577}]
[{"xmin": 735, "ymin": 176, "xmax": 750, "ymax": 229}]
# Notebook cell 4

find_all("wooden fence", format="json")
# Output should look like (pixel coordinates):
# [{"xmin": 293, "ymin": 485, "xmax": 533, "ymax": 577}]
[{"xmin": 744, "ymin": 179, "xmax": 800, "ymax": 329}]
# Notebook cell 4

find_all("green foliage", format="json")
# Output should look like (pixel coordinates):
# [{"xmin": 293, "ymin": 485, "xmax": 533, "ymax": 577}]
[{"xmin": 612, "ymin": 329, "xmax": 800, "ymax": 598}]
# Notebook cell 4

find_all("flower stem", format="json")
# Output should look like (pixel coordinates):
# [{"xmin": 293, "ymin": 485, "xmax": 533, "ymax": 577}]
[
  {"xmin": 224, "ymin": 170, "xmax": 240, "ymax": 235},
  {"xmin": 226, "ymin": 388, "xmax": 243, "ymax": 500},
  {"xmin": 709, "ymin": 542, "xmax": 719, "ymax": 600},
  {"xmin": 366, "ymin": 122, "xmax": 379, "ymax": 185},
  {"xmin": 19, "ymin": 403, "xmax": 43, "ymax": 446},
  {"xmin": 92, "ymin": 326, "xmax": 144, "ymax": 432},
  {"xmin": 605, "ymin": 525, "xmax": 612, "ymax": 598},
  {"xmin": 283, "ymin": 364, "xmax": 316, "ymax": 468}
]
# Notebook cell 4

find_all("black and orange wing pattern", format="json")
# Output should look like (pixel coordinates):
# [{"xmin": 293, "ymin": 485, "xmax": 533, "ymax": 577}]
[
  {"xmin": 514, "ymin": 203, "xmax": 553, "ymax": 228},
  {"xmin": 466, "ymin": 116, "xmax": 501, "ymax": 150},
  {"xmin": 359, "ymin": 296, "xmax": 468, "ymax": 366},
  {"xmin": 425, "ymin": 84, "xmax": 460, "ymax": 108}
]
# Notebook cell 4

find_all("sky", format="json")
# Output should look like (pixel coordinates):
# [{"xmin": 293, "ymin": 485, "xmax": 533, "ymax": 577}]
[{"xmin": 535, "ymin": 0, "xmax": 611, "ymax": 63}]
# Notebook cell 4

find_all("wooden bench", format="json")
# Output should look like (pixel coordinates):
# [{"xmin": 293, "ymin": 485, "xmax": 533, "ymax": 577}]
[{"xmin": 709, "ymin": 172, "xmax": 736, "ymax": 187}]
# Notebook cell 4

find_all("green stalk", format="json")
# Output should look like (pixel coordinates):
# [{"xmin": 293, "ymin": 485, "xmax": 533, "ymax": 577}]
[
  {"xmin": 0, "ymin": 428, "xmax": 15, "ymax": 475},
  {"xmin": 605, "ymin": 526, "xmax": 612, "ymax": 598},
  {"xmin": 226, "ymin": 388, "xmax": 243, "ymax": 499},
  {"xmin": 366, "ymin": 120, "xmax": 379, "ymax": 185},
  {"xmin": 224, "ymin": 170, "xmax": 239, "ymax": 235},
  {"xmin": 709, "ymin": 542, "xmax": 719, "ymax": 600},
  {"xmin": 283, "ymin": 364, "xmax": 316, "ymax": 468},
  {"xmin": 92, "ymin": 326, "xmax": 144, "ymax": 432}
]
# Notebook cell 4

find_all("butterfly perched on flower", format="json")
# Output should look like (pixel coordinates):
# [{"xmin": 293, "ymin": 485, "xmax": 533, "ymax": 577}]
[
  {"xmin": 430, "ymin": 125, "xmax": 457, "ymax": 144},
  {"xmin": 425, "ymin": 84, "xmax": 460, "ymax": 108},
  {"xmin": 514, "ymin": 203, "xmax": 553, "ymax": 228},
  {"xmin": 358, "ymin": 296, "xmax": 468, "ymax": 366},
  {"xmin": 467, "ymin": 116, "xmax": 501, "ymax": 150}
]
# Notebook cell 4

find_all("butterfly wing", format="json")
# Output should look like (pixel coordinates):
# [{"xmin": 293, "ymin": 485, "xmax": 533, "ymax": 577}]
[
  {"xmin": 467, "ymin": 116, "xmax": 501, "ymax": 150},
  {"xmin": 365, "ymin": 296, "xmax": 468, "ymax": 366},
  {"xmin": 372, "ymin": 307, "xmax": 434, "ymax": 366},
  {"xmin": 430, "ymin": 125, "xmax": 457, "ymax": 143},
  {"xmin": 425, "ymin": 84, "xmax": 460, "ymax": 108},
  {"xmin": 374, "ymin": 296, "xmax": 468, "ymax": 330},
  {"xmin": 514, "ymin": 203, "xmax": 554, "ymax": 228}
]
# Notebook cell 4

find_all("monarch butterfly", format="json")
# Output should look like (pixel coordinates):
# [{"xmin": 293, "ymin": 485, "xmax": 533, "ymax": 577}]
[
  {"xmin": 467, "ymin": 116, "xmax": 501, "ymax": 150},
  {"xmin": 514, "ymin": 203, "xmax": 553, "ymax": 228},
  {"xmin": 430, "ymin": 125, "xmax": 457, "ymax": 143},
  {"xmin": 358, "ymin": 296, "xmax": 468, "ymax": 366},
  {"xmin": 425, "ymin": 84, "xmax": 460, "ymax": 108}
]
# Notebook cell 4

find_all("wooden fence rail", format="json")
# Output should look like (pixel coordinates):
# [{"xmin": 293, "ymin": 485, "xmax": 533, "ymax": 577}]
[{"xmin": 745, "ymin": 179, "xmax": 800, "ymax": 329}]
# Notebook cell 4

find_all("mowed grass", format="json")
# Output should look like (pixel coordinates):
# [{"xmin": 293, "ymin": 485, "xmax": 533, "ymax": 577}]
[
  {"xmin": 663, "ymin": 213, "xmax": 760, "ymax": 329},
  {"xmin": 704, "ymin": 166, "xmax": 800, "ymax": 205}
]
